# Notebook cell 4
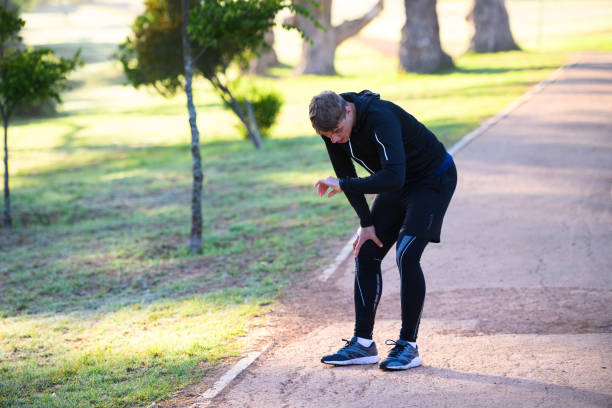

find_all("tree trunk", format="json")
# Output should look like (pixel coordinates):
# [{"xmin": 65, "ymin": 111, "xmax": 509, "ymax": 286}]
[
  {"xmin": 3, "ymin": 119, "xmax": 11, "ymax": 229},
  {"xmin": 1, "ymin": 3, "xmax": 10, "ymax": 229},
  {"xmin": 211, "ymin": 77, "xmax": 263, "ymax": 150},
  {"xmin": 244, "ymin": 100, "xmax": 263, "ymax": 145},
  {"xmin": 181, "ymin": 0, "xmax": 203, "ymax": 253},
  {"xmin": 467, "ymin": 0, "xmax": 519, "ymax": 53},
  {"xmin": 291, "ymin": 0, "xmax": 383, "ymax": 75},
  {"xmin": 400, "ymin": 0, "xmax": 453, "ymax": 73},
  {"xmin": 248, "ymin": 27, "xmax": 280, "ymax": 75}
]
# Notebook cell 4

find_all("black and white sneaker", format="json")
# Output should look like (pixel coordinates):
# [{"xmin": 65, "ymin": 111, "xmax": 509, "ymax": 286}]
[
  {"xmin": 379, "ymin": 339, "xmax": 422, "ymax": 370},
  {"xmin": 321, "ymin": 337, "xmax": 379, "ymax": 366}
]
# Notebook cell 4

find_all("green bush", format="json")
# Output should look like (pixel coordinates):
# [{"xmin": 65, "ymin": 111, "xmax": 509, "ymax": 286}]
[
  {"xmin": 13, "ymin": 98, "xmax": 57, "ymax": 118},
  {"xmin": 230, "ymin": 86, "xmax": 284, "ymax": 138}
]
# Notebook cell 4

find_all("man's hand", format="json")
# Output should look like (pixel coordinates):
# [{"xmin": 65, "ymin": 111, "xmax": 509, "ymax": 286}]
[
  {"xmin": 314, "ymin": 176, "xmax": 342, "ymax": 198},
  {"xmin": 353, "ymin": 225, "xmax": 383, "ymax": 258}
]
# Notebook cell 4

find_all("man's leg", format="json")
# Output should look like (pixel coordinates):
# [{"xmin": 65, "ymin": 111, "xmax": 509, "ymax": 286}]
[
  {"xmin": 396, "ymin": 231, "xmax": 428, "ymax": 342},
  {"xmin": 380, "ymin": 166, "xmax": 457, "ymax": 370},
  {"xmin": 398, "ymin": 163, "xmax": 457, "ymax": 340},
  {"xmin": 353, "ymin": 191, "xmax": 404, "ymax": 340},
  {"xmin": 321, "ymin": 191, "xmax": 403, "ymax": 366},
  {"xmin": 376, "ymin": 195, "xmax": 431, "ymax": 371},
  {"xmin": 352, "ymin": 240, "xmax": 390, "ymax": 339}
]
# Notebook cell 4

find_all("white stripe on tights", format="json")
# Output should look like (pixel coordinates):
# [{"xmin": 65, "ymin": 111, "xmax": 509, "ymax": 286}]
[
  {"xmin": 397, "ymin": 235, "xmax": 416, "ymax": 280},
  {"xmin": 356, "ymin": 260, "xmax": 366, "ymax": 307}
]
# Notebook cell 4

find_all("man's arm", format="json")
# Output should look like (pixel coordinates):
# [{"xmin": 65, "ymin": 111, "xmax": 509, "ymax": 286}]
[
  {"xmin": 322, "ymin": 136, "xmax": 374, "ymax": 227},
  {"xmin": 339, "ymin": 112, "xmax": 406, "ymax": 194}
]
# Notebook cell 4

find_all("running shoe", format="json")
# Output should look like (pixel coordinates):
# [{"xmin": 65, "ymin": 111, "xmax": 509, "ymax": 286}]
[
  {"xmin": 321, "ymin": 337, "xmax": 379, "ymax": 366},
  {"xmin": 379, "ymin": 339, "xmax": 422, "ymax": 370}
]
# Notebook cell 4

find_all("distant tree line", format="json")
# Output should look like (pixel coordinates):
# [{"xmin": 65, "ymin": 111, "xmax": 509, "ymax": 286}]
[{"xmin": 258, "ymin": 0, "xmax": 519, "ymax": 75}]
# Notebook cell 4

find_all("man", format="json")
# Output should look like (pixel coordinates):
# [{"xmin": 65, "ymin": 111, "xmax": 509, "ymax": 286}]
[{"xmin": 310, "ymin": 90, "xmax": 456, "ymax": 370}]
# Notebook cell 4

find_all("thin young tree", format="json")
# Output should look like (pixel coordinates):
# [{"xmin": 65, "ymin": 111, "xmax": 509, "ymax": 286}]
[
  {"xmin": 180, "ymin": 0, "xmax": 203, "ymax": 252},
  {"xmin": 0, "ymin": 2, "xmax": 81, "ymax": 228},
  {"xmin": 467, "ymin": 0, "xmax": 519, "ymax": 53},
  {"xmin": 117, "ymin": 0, "xmax": 313, "ymax": 251}
]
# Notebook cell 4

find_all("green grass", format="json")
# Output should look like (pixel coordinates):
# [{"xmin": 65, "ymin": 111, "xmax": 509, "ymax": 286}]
[
  {"xmin": 2, "ymin": 1, "xmax": 612, "ymax": 406},
  {"xmin": 1, "ymin": 292, "xmax": 262, "ymax": 407}
]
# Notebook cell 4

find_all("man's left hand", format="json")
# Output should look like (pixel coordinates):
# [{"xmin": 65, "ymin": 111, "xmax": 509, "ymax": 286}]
[{"xmin": 314, "ymin": 176, "xmax": 342, "ymax": 198}]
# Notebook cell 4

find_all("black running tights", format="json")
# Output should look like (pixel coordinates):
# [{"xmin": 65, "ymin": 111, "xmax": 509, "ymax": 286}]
[{"xmin": 353, "ymin": 164, "xmax": 456, "ymax": 342}]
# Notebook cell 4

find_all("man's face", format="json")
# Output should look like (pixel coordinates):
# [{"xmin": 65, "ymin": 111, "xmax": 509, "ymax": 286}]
[{"xmin": 320, "ymin": 107, "xmax": 351, "ymax": 144}]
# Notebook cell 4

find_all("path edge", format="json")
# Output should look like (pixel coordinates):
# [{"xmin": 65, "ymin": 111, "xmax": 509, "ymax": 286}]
[{"xmin": 190, "ymin": 345, "xmax": 270, "ymax": 408}]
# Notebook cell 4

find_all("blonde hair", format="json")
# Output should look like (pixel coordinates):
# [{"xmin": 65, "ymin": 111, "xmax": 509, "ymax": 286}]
[{"xmin": 309, "ymin": 91, "xmax": 347, "ymax": 133}]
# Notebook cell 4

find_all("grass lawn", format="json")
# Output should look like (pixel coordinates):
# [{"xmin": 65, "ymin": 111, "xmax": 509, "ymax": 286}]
[{"xmin": 1, "ymin": 0, "xmax": 611, "ymax": 406}]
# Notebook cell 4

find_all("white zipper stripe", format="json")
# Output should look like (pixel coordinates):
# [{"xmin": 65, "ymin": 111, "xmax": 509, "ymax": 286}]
[
  {"xmin": 348, "ymin": 140, "xmax": 374, "ymax": 174},
  {"xmin": 374, "ymin": 132, "xmax": 388, "ymax": 161}
]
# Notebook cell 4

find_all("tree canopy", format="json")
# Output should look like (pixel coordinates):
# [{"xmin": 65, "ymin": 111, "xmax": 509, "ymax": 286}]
[
  {"xmin": 118, "ymin": 0, "xmax": 314, "ymax": 148},
  {"xmin": 118, "ymin": 0, "xmax": 313, "ymax": 93}
]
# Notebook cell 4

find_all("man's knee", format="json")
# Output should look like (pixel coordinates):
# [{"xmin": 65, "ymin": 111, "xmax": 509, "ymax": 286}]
[
  {"xmin": 396, "ymin": 235, "xmax": 420, "ymax": 267},
  {"xmin": 357, "ymin": 240, "xmax": 384, "ymax": 263}
]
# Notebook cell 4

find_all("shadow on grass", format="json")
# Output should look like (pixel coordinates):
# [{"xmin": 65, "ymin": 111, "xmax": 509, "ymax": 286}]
[
  {"xmin": 0, "ymin": 116, "xmax": 478, "ymax": 318},
  {"xmin": 34, "ymin": 42, "xmax": 120, "ymax": 65},
  {"xmin": 0, "ymin": 134, "xmax": 343, "ymax": 317},
  {"xmin": 50, "ymin": 100, "xmax": 229, "ymax": 120},
  {"xmin": 452, "ymin": 64, "xmax": 561, "ymax": 76}
]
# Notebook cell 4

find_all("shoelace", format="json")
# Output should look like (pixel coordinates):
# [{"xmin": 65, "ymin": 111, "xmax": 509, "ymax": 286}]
[
  {"xmin": 341, "ymin": 338, "xmax": 357, "ymax": 349},
  {"xmin": 385, "ymin": 339, "xmax": 407, "ymax": 358}
]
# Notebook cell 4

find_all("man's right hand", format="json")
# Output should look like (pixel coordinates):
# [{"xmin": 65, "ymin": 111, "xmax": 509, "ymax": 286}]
[
  {"xmin": 314, "ymin": 176, "xmax": 342, "ymax": 198},
  {"xmin": 353, "ymin": 225, "xmax": 383, "ymax": 258}
]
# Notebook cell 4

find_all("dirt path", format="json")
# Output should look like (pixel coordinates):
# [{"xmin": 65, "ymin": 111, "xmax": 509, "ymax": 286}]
[{"xmin": 173, "ymin": 52, "xmax": 612, "ymax": 408}]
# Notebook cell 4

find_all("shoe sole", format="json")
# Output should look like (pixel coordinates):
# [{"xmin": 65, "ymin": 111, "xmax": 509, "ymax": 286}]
[
  {"xmin": 380, "ymin": 357, "xmax": 422, "ymax": 370},
  {"xmin": 321, "ymin": 355, "xmax": 380, "ymax": 366}
]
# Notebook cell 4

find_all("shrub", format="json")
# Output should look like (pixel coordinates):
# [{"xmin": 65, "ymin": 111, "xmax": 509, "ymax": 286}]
[
  {"xmin": 13, "ymin": 99, "xmax": 57, "ymax": 118},
  {"xmin": 229, "ymin": 86, "xmax": 284, "ymax": 138}
]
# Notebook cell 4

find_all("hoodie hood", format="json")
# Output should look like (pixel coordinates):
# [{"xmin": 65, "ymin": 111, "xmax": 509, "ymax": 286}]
[{"xmin": 340, "ymin": 90, "xmax": 380, "ymax": 133}]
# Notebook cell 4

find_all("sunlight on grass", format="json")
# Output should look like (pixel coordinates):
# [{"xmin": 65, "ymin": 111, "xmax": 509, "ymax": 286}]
[{"xmin": 0, "ymin": 292, "xmax": 263, "ymax": 407}]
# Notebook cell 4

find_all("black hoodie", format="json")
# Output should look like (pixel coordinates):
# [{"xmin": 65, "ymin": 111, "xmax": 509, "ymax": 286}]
[{"xmin": 321, "ymin": 90, "xmax": 447, "ymax": 227}]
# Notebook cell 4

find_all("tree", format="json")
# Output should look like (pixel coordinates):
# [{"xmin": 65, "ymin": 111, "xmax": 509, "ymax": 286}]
[
  {"xmin": 0, "ymin": 2, "xmax": 81, "ymax": 229},
  {"xmin": 180, "ymin": 0, "xmax": 203, "ymax": 252},
  {"xmin": 118, "ymin": 0, "xmax": 313, "ymax": 149},
  {"xmin": 7, "ymin": 0, "xmax": 57, "ymax": 118},
  {"xmin": 117, "ymin": 0, "xmax": 312, "ymax": 251},
  {"xmin": 286, "ymin": 0, "xmax": 383, "ymax": 75},
  {"xmin": 467, "ymin": 0, "xmax": 519, "ymax": 53},
  {"xmin": 399, "ymin": 0, "xmax": 453, "ymax": 73}
]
